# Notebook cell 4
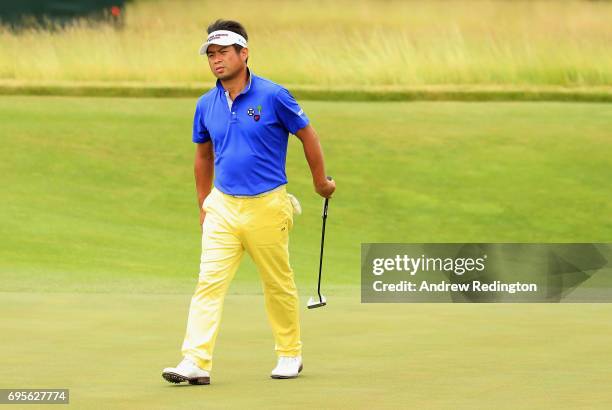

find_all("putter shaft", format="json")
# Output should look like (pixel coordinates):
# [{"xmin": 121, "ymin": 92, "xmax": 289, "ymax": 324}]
[{"xmin": 316, "ymin": 197, "xmax": 329, "ymax": 303}]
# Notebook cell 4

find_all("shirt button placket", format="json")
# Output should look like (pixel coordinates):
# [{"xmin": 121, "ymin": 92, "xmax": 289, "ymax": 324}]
[{"xmin": 231, "ymin": 96, "xmax": 238, "ymax": 122}]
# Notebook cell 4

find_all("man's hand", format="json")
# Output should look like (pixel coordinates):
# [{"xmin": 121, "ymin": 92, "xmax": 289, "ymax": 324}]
[
  {"xmin": 315, "ymin": 177, "xmax": 336, "ymax": 198},
  {"xmin": 294, "ymin": 125, "xmax": 335, "ymax": 199},
  {"xmin": 200, "ymin": 208, "xmax": 207, "ymax": 230},
  {"xmin": 194, "ymin": 142, "xmax": 214, "ymax": 232}
]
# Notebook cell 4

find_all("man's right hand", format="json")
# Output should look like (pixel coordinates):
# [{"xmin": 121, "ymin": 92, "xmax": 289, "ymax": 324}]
[
  {"xmin": 200, "ymin": 208, "xmax": 206, "ymax": 230},
  {"xmin": 194, "ymin": 142, "xmax": 214, "ymax": 232}
]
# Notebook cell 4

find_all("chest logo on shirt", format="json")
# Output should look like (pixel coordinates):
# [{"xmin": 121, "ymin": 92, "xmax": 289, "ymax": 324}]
[{"xmin": 247, "ymin": 105, "xmax": 262, "ymax": 122}]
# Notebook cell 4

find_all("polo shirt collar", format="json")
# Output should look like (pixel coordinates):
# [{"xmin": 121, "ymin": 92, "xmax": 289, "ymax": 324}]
[{"xmin": 216, "ymin": 67, "xmax": 253, "ymax": 96}]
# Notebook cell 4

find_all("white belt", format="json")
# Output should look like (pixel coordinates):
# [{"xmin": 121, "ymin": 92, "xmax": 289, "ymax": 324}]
[{"xmin": 224, "ymin": 184, "xmax": 286, "ymax": 198}]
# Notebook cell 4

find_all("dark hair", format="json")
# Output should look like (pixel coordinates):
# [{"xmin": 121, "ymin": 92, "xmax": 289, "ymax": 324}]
[{"xmin": 207, "ymin": 19, "xmax": 249, "ymax": 63}]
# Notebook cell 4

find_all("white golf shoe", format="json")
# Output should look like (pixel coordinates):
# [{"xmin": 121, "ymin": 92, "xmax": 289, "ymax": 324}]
[
  {"xmin": 270, "ymin": 355, "xmax": 303, "ymax": 379},
  {"xmin": 162, "ymin": 357, "xmax": 210, "ymax": 385}
]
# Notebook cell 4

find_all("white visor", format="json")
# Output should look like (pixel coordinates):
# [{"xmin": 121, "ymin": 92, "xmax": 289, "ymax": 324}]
[{"xmin": 199, "ymin": 30, "xmax": 248, "ymax": 55}]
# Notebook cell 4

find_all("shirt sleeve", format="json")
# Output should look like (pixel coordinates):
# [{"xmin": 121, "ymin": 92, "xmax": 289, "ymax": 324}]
[
  {"xmin": 274, "ymin": 87, "xmax": 310, "ymax": 134},
  {"xmin": 192, "ymin": 101, "xmax": 211, "ymax": 143}
]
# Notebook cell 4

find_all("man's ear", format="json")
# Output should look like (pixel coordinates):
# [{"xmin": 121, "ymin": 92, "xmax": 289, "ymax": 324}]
[{"xmin": 241, "ymin": 48, "xmax": 249, "ymax": 63}]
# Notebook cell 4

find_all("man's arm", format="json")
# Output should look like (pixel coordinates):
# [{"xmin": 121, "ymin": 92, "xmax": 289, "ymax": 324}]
[
  {"xmin": 294, "ymin": 124, "xmax": 336, "ymax": 198},
  {"xmin": 194, "ymin": 142, "xmax": 214, "ymax": 227}
]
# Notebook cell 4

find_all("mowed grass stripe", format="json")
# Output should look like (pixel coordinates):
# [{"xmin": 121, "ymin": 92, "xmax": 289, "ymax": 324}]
[{"xmin": 1, "ymin": 82, "xmax": 611, "ymax": 102}]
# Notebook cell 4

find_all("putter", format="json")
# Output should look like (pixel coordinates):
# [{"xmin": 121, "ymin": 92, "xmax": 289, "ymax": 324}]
[{"xmin": 308, "ymin": 176, "xmax": 332, "ymax": 309}]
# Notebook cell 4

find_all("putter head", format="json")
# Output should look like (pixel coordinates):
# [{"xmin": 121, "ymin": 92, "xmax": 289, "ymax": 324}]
[{"xmin": 307, "ymin": 295, "xmax": 327, "ymax": 309}]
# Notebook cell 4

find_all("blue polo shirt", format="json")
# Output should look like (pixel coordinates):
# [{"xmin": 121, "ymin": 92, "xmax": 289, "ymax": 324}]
[{"xmin": 192, "ymin": 68, "xmax": 310, "ymax": 196}]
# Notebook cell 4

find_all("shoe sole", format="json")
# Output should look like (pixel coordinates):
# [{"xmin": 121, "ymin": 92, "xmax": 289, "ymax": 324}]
[
  {"xmin": 162, "ymin": 371, "xmax": 210, "ymax": 385},
  {"xmin": 270, "ymin": 363, "xmax": 303, "ymax": 379}
]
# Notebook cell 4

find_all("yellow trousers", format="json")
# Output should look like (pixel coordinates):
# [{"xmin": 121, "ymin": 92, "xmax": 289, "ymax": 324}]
[{"xmin": 181, "ymin": 185, "xmax": 301, "ymax": 371}]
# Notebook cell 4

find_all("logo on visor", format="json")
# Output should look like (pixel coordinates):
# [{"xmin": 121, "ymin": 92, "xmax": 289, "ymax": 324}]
[
  {"xmin": 208, "ymin": 33, "xmax": 228, "ymax": 41},
  {"xmin": 247, "ymin": 105, "xmax": 262, "ymax": 122}
]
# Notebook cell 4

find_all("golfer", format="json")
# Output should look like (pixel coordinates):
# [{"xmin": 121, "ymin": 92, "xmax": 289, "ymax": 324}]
[{"xmin": 162, "ymin": 19, "xmax": 335, "ymax": 385}]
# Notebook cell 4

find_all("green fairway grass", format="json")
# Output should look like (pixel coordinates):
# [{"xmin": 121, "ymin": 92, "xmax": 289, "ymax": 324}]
[
  {"xmin": 1, "ymin": 96, "xmax": 611, "ymax": 408},
  {"xmin": 1, "ymin": 96, "xmax": 611, "ymax": 294},
  {"xmin": 1, "ymin": 292, "xmax": 611, "ymax": 409}
]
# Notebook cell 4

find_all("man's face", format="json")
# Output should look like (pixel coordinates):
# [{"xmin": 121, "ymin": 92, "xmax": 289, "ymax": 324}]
[{"xmin": 206, "ymin": 44, "xmax": 248, "ymax": 80}]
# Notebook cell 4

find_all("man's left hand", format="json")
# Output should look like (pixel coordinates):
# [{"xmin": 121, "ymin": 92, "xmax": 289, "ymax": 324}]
[{"xmin": 315, "ymin": 178, "xmax": 336, "ymax": 198}]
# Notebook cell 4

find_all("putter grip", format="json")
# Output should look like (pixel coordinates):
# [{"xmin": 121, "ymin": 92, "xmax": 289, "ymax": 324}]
[{"xmin": 323, "ymin": 176, "xmax": 332, "ymax": 217}]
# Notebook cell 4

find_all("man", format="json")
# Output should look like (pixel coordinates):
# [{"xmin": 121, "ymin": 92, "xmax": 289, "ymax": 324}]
[{"xmin": 162, "ymin": 19, "xmax": 335, "ymax": 385}]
